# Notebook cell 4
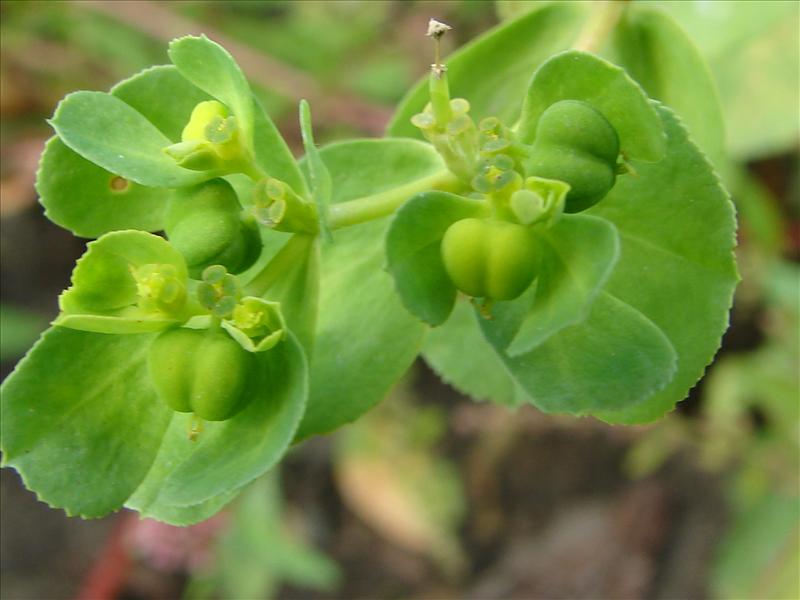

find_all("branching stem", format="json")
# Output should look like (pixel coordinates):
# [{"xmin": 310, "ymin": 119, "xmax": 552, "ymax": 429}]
[{"xmin": 327, "ymin": 170, "xmax": 460, "ymax": 230}]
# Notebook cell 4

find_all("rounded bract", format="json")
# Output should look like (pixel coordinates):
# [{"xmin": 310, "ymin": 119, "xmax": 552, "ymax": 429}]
[
  {"xmin": 441, "ymin": 218, "xmax": 539, "ymax": 301},
  {"xmin": 165, "ymin": 179, "xmax": 261, "ymax": 278},
  {"xmin": 524, "ymin": 99, "xmax": 620, "ymax": 213},
  {"xmin": 148, "ymin": 327, "xmax": 254, "ymax": 421}
]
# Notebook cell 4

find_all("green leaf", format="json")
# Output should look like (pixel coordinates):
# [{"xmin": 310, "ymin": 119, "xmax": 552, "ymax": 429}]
[
  {"xmin": 57, "ymin": 230, "xmax": 190, "ymax": 334},
  {"xmin": 423, "ymin": 299, "xmax": 523, "ymax": 407},
  {"xmin": 37, "ymin": 136, "xmax": 170, "ymax": 237},
  {"xmin": 611, "ymin": 6, "xmax": 727, "ymax": 170},
  {"xmin": 168, "ymin": 35, "xmax": 255, "ymax": 149},
  {"xmin": 50, "ymin": 91, "xmax": 208, "ymax": 188},
  {"xmin": 298, "ymin": 100, "xmax": 332, "ymax": 238},
  {"xmin": 386, "ymin": 191, "xmax": 489, "ymax": 326},
  {"xmin": 651, "ymin": 0, "xmax": 799, "ymax": 159},
  {"xmin": 0, "ymin": 328, "xmax": 172, "ymax": 517},
  {"xmin": 259, "ymin": 235, "xmax": 320, "ymax": 355},
  {"xmin": 154, "ymin": 333, "xmax": 307, "ymax": 507},
  {"xmin": 111, "ymin": 65, "xmax": 213, "ymax": 141},
  {"xmin": 127, "ymin": 485, "xmax": 240, "ymax": 527},
  {"xmin": 37, "ymin": 65, "xmax": 213, "ymax": 237},
  {"xmin": 712, "ymin": 492, "xmax": 800, "ymax": 600},
  {"xmin": 483, "ymin": 214, "xmax": 620, "ymax": 356},
  {"xmin": 482, "ymin": 291, "xmax": 678, "ymax": 414},
  {"xmin": 115, "ymin": 63, "xmax": 305, "ymax": 195},
  {"xmin": 518, "ymin": 50, "xmax": 666, "ymax": 162},
  {"xmin": 198, "ymin": 474, "xmax": 340, "ymax": 599},
  {"xmin": 388, "ymin": 2, "xmax": 590, "ymax": 137},
  {"xmin": 296, "ymin": 139, "xmax": 441, "ymax": 439},
  {"xmin": 590, "ymin": 105, "xmax": 738, "ymax": 423},
  {"xmin": 1, "ymin": 326, "xmax": 306, "ymax": 522},
  {"xmin": 253, "ymin": 97, "xmax": 308, "ymax": 198},
  {"xmin": 0, "ymin": 305, "xmax": 48, "ymax": 362}
]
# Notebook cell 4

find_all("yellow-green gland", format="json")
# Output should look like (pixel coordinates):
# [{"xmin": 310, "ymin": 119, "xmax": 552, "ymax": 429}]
[
  {"xmin": 441, "ymin": 218, "xmax": 539, "ymax": 301},
  {"xmin": 148, "ymin": 327, "xmax": 254, "ymax": 421},
  {"xmin": 523, "ymin": 99, "xmax": 620, "ymax": 213}
]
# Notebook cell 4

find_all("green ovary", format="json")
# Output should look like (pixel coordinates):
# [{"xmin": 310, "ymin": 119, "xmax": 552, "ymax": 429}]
[
  {"xmin": 441, "ymin": 218, "xmax": 539, "ymax": 301},
  {"xmin": 165, "ymin": 179, "xmax": 261, "ymax": 278},
  {"xmin": 148, "ymin": 327, "xmax": 254, "ymax": 421},
  {"xmin": 523, "ymin": 99, "xmax": 620, "ymax": 213}
]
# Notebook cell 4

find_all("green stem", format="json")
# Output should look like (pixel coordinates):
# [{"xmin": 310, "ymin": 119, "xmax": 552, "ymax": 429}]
[
  {"xmin": 573, "ymin": 0, "xmax": 627, "ymax": 53},
  {"xmin": 244, "ymin": 233, "xmax": 315, "ymax": 297},
  {"xmin": 327, "ymin": 170, "xmax": 461, "ymax": 230}
]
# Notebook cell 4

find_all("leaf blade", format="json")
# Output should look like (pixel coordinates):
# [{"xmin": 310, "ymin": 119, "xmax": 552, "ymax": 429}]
[
  {"xmin": 51, "ymin": 91, "xmax": 207, "ymax": 188},
  {"xmin": 590, "ymin": 105, "xmax": 738, "ymax": 423},
  {"xmin": 0, "ymin": 328, "xmax": 171, "ymax": 517},
  {"xmin": 168, "ymin": 35, "xmax": 254, "ymax": 147},
  {"xmin": 296, "ymin": 139, "xmax": 442, "ymax": 439},
  {"xmin": 482, "ymin": 213, "xmax": 620, "ymax": 355},
  {"xmin": 518, "ymin": 50, "xmax": 666, "ymax": 162},
  {"xmin": 483, "ymin": 291, "xmax": 678, "ymax": 414}
]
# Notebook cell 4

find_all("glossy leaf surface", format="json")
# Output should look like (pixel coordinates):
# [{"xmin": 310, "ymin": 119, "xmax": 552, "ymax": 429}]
[
  {"xmin": 483, "ymin": 292, "xmax": 677, "ymax": 413},
  {"xmin": 36, "ymin": 65, "xmax": 214, "ymax": 237},
  {"xmin": 426, "ymin": 107, "xmax": 736, "ymax": 422},
  {"xmin": 111, "ymin": 65, "xmax": 212, "ymax": 141},
  {"xmin": 116, "ymin": 63, "xmax": 305, "ymax": 196}
]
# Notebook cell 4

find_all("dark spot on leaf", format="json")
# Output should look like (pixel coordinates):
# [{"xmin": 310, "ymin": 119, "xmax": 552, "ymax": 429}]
[{"xmin": 109, "ymin": 176, "xmax": 129, "ymax": 192}]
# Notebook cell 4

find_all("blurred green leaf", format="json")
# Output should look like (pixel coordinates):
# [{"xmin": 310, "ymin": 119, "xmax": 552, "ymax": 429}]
[
  {"xmin": 712, "ymin": 493, "xmax": 800, "ymax": 600},
  {"xmin": 187, "ymin": 473, "xmax": 340, "ymax": 600},
  {"xmin": 611, "ymin": 6, "xmax": 726, "ymax": 169},
  {"xmin": 650, "ymin": 0, "xmax": 800, "ymax": 159},
  {"xmin": 0, "ymin": 305, "xmax": 48, "ymax": 362}
]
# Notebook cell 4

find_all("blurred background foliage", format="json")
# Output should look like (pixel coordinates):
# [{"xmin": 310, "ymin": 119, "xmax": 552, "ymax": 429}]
[{"xmin": 0, "ymin": 1, "xmax": 797, "ymax": 599}]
